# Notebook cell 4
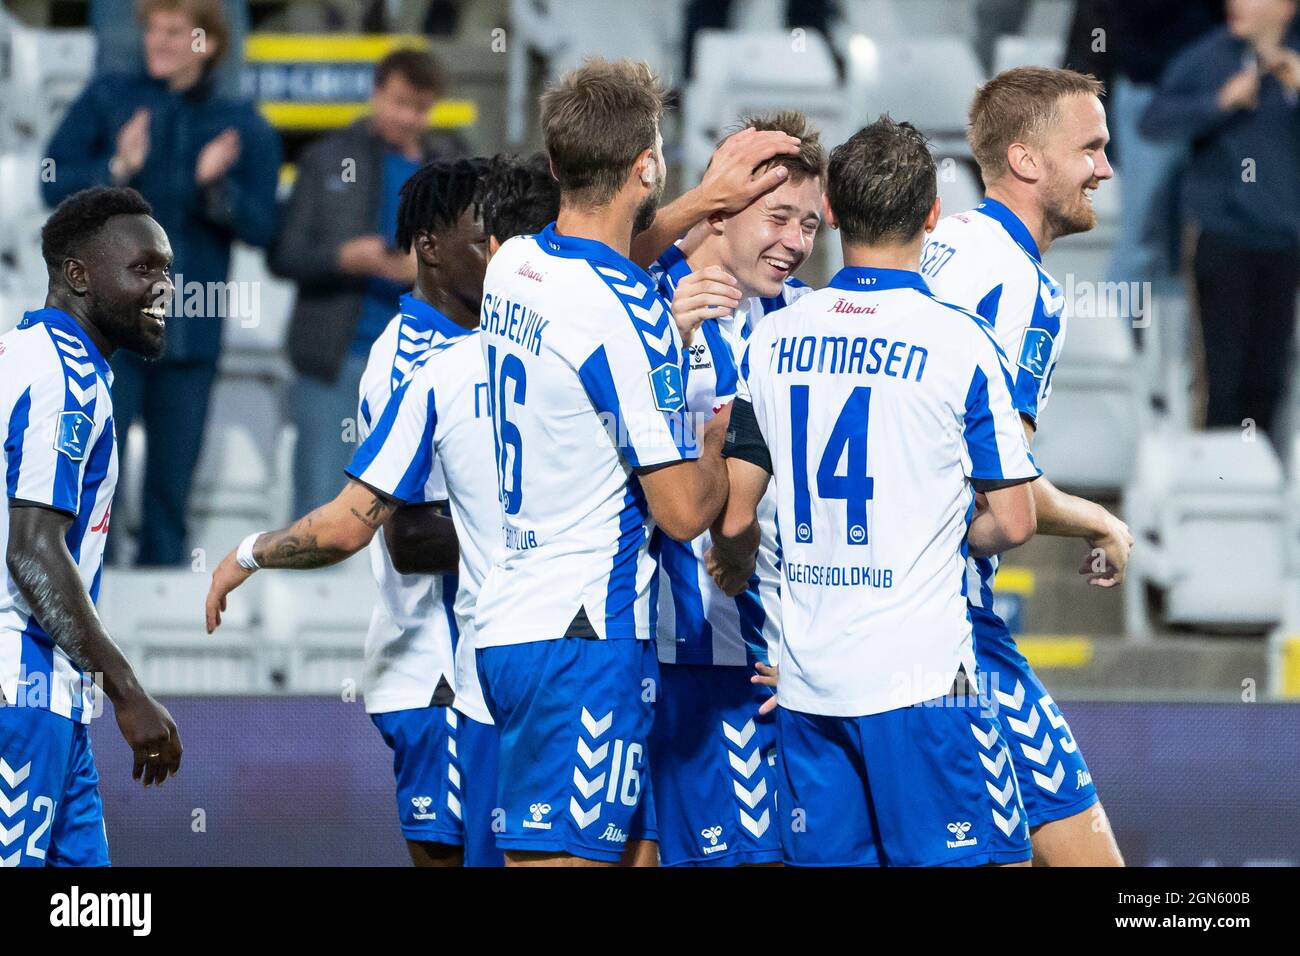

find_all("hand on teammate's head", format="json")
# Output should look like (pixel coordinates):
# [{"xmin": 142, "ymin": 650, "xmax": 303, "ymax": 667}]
[{"xmin": 701, "ymin": 127, "xmax": 801, "ymax": 215}]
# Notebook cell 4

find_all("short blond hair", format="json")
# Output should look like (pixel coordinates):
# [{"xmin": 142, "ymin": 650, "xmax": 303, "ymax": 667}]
[
  {"xmin": 969, "ymin": 67, "xmax": 1105, "ymax": 181},
  {"xmin": 540, "ymin": 58, "xmax": 668, "ymax": 207}
]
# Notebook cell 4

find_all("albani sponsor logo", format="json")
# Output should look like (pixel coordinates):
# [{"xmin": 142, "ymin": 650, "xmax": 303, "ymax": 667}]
[
  {"xmin": 829, "ymin": 297, "xmax": 877, "ymax": 315},
  {"xmin": 516, "ymin": 261, "xmax": 545, "ymax": 282}
]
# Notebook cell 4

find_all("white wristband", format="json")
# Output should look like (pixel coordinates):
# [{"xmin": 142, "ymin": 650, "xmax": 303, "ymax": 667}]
[{"xmin": 237, "ymin": 532, "xmax": 263, "ymax": 571}]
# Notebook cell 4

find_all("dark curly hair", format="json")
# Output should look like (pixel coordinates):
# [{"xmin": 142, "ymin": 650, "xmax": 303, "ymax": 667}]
[
  {"xmin": 395, "ymin": 157, "xmax": 489, "ymax": 253},
  {"xmin": 41, "ymin": 186, "xmax": 154, "ymax": 269},
  {"xmin": 477, "ymin": 153, "xmax": 561, "ymax": 243}
]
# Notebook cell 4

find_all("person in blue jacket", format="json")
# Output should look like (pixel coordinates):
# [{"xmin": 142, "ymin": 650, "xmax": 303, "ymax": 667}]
[{"xmin": 42, "ymin": 0, "xmax": 281, "ymax": 566}]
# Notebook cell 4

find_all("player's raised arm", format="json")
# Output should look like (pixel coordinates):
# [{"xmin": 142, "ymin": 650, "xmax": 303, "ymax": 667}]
[
  {"xmin": 205, "ymin": 479, "xmax": 401, "ymax": 632},
  {"xmin": 7, "ymin": 504, "xmax": 182, "ymax": 786},
  {"xmin": 629, "ymin": 127, "xmax": 801, "ymax": 267}
]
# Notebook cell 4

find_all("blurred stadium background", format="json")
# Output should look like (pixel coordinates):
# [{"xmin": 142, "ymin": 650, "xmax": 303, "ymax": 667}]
[{"xmin": 1, "ymin": 0, "xmax": 1297, "ymax": 865}]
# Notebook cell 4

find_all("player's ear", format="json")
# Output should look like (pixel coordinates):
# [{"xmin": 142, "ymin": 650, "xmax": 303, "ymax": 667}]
[
  {"xmin": 487, "ymin": 234, "xmax": 502, "ymax": 261},
  {"xmin": 1006, "ymin": 141, "xmax": 1040, "ymax": 184},
  {"xmin": 924, "ymin": 195, "xmax": 942, "ymax": 233},
  {"xmin": 637, "ymin": 148, "xmax": 657, "ymax": 187},
  {"xmin": 61, "ymin": 256, "xmax": 90, "ymax": 296},
  {"xmin": 414, "ymin": 231, "xmax": 439, "ymax": 268},
  {"xmin": 822, "ymin": 193, "xmax": 838, "ymax": 231}
]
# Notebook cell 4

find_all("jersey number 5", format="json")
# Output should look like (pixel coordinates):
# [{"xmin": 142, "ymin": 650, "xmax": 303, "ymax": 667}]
[
  {"xmin": 790, "ymin": 384, "xmax": 874, "ymax": 546},
  {"xmin": 486, "ymin": 344, "xmax": 527, "ymax": 515}
]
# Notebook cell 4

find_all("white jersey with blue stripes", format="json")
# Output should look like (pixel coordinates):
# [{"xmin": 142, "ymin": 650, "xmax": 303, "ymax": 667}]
[
  {"xmin": 1, "ymin": 309, "xmax": 118, "ymax": 724},
  {"xmin": 737, "ymin": 267, "xmax": 1038, "ymax": 717},
  {"xmin": 921, "ymin": 199, "xmax": 1066, "ymax": 611},
  {"xmin": 353, "ymin": 294, "xmax": 469, "ymax": 714},
  {"xmin": 648, "ymin": 243, "xmax": 810, "ymax": 666},
  {"xmin": 348, "ymin": 333, "xmax": 500, "ymax": 725},
  {"xmin": 473, "ymin": 223, "xmax": 697, "ymax": 647}
]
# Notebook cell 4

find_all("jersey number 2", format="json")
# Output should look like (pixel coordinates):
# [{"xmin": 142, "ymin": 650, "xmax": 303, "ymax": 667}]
[{"xmin": 790, "ymin": 384, "xmax": 874, "ymax": 546}]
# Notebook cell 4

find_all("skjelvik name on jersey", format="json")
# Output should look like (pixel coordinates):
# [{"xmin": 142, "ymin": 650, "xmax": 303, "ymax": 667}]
[
  {"xmin": 774, "ymin": 333, "xmax": 927, "ymax": 382},
  {"xmin": 480, "ymin": 291, "xmax": 549, "ymax": 356}
]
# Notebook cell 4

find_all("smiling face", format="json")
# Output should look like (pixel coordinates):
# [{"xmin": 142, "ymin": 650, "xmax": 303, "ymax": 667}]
[
  {"xmin": 78, "ymin": 214, "xmax": 174, "ymax": 359},
  {"xmin": 716, "ymin": 173, "xmax": 823, "ymax": 298},
  {"xmin": 1036, "ymin": 93, "xmax": 1113, "ymax": 240}
]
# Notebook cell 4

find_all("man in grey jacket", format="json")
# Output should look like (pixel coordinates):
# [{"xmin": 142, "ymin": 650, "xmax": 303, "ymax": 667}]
[{"xmin": 270, "ymin": 49, "xmax": 467, "ymax": 516}]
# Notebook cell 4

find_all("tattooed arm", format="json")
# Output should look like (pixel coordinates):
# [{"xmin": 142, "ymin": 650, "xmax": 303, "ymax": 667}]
[
  {"xmin": 7, "ymin": 503, "xmax": 182, "ymax": 785},
  {"xmin": 204, "ymin": 479, "xmax": 398, "ymax": 632}
]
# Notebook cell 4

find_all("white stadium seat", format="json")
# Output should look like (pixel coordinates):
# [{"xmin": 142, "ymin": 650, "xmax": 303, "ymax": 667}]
[
  {"xmin": 261, "ymin": 569, "xmax": 373, "ymax": 694},
  {"xmin": 98, "ymin": 569, "xmax": 271, "ymax": 693},
  {"xmin": 1124, "ymin": 432, "xmax": 1288, "ymax": 636},
  {"xmin": 0, "ymin": 15, "xmax": 95, "ymax": 152},
  {"xmin": 1030, "ymin": 316, "xmax": 1139, "ymax": 494},
  {"xmin": 848, "ymin": 35, "xmax": 985, "ymax": 155},
  {"xmin": 993, "ymin": 34, "xmax": 1065, "ymax": 74},
  {"xmin": 683, "ymin": 29, "xmax": 848, "ymax": 185}
]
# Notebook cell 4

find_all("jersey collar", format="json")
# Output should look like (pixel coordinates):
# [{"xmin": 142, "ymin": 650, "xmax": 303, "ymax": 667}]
[
  {"xmin": 398, "ymin": 293, "xmax": 473, "ymax": 340},
  {"xmin": 535, "ymin": 221, "xmax": 656, "ymax": 286},
  {"xmin": 653, "ymin": 242, "xmax": 693, "ymax": 299},
  {"xmin": 19, "ymin": 307, "xmax": 112, "ymax": 376},
  {"xmin": 828, "ymin": 267, "xmax": 931, "ymax": 294},
  {"xmin": 974, "ymin": 198, "xmax": 1042, "ymax": 263}
]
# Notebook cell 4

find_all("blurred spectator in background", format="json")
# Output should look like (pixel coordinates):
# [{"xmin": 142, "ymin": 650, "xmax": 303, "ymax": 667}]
[
  {"xmin": 1143, "ymin": 0, "xmax": 1300, "ymax": 439},
  {"xmin": 90, "ymin": 0, "xmax": 250, "ymax": 99},
  {"xmin": 42, "ymin": 0, "xmax": 281, "ymax": 566},
  {"xmin": 1097, "ymin": 0, "xmax": 1221, "ymax": 294},
  {"xmin": 682, "ymin": 0, "xmax": 841, "ymax": 81},
  {"xmin": 269, "ymin": 49, "xmax": 468, "ymax": 518}
]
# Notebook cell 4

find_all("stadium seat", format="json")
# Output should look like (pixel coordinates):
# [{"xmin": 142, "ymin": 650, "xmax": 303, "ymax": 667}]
[
  {"xmin": 260, "ymin": 569, "xmax": 373, "ymax": 695},
  {"xmin": 98, "ymin": 569, "xmax": 271, "ymax": 693},
  {"xmin": 1123, "ymin": 431, "xmax": 1288, "ymax": 636},
  {"xmin": 935, "ymin": 157, "xmax": 983, "ymax": 217},
  {"xmin": 505, "ymin": 0, "xmax": 679, "ymax": 144},
  {"xmin": 993, "ymin": 34, "xmax": 1065, "ymax": 74},
  {"xmin": 682, "ymin": 29, "xmax": 848, "ymax": 185},
  {"xmin": 190, "ymin": 420, "xmax": 277, "ymax": 524},
  {"xmin": 0, "ymin": 150, "xmax": 48, "ymax": 226},
  {"xmin": 0, "ymin": 212, "xmax": 51, "ymax": 313},
  {"xmin": 1025, "ymin": 0, "xmax": 1076, "ymax": 42},
  {"xmin": 0, "ymin": 15, "xmax": 95, "ymax": 152},
  {"xmin": 1030, "ymin": 308, "xmax": 1139, "ymax": 493},
  {"xmin": 849, "ymin": 35, "xmax": 985, "ymax": 156},
  {"xmin": 221, "ymin": 242, "xmax": 295, "ymax": 366}
]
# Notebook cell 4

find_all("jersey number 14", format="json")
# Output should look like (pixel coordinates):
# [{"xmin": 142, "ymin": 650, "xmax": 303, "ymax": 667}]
[{"xmin": 790, "ymin": 384, "xmax": 874, "ymax": 546}]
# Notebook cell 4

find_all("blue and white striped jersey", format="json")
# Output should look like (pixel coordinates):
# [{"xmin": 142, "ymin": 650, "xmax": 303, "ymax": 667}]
[
  {"xmin": 473, "ymin": 223, "xmax": 697, "ymax": 647},
  {"xmin": 348, "ymin": 334, "xmax": 500, "ymax": 725},
  {"xmin": 647, "ymin": 244, "xmax": 810, "ymax": 666},
  {"xmin": 1, "ymin": 308, "xmax": 118, "ymax": 724},
  {"xmin": 736, "ymin": 267, "xmax": 1038, "ymax": 717},
  {"xmin": 353, "ymin": 294, "xmax": 470, "ymax": 714},
  {"xmin": 921, "ymin": 199, "xmax": 1067, "ymax": 612}
]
